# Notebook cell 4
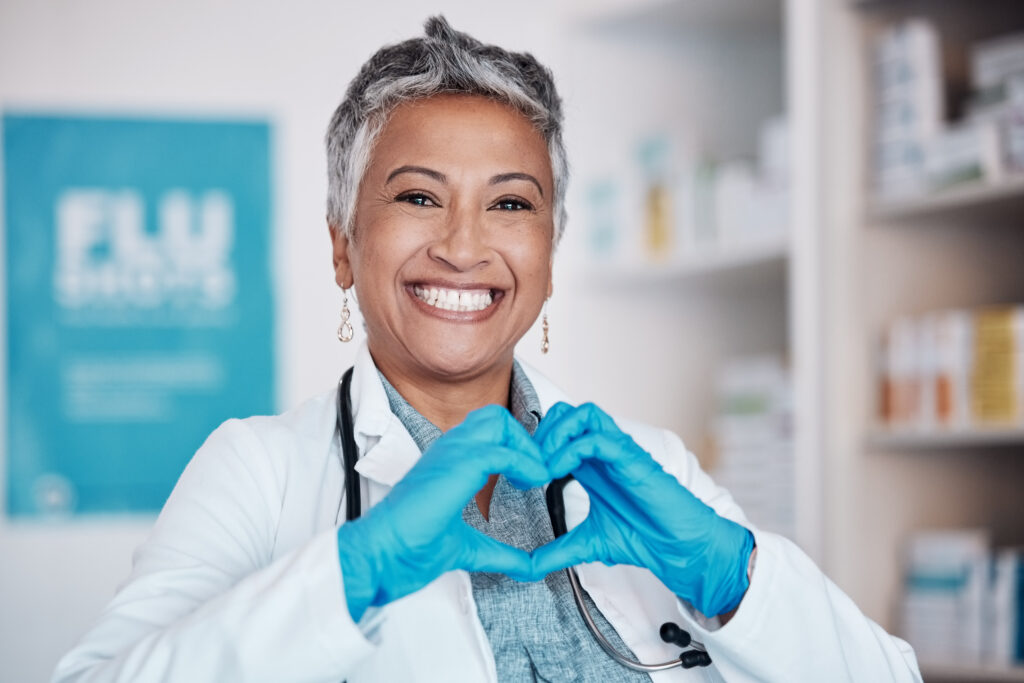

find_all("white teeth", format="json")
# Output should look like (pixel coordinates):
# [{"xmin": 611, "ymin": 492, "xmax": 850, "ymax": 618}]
[{"xmin": 413, "ymin": 285, "xmax": 494, "ymax": 312}]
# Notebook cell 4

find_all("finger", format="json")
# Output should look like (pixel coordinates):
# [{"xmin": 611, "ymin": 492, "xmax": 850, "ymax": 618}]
[
  {"xmin": 457, "ymin": 404, "xmax": 545, "ymax": 457},
  {"xmin": 496, "ymin": 408, "xmax": 545, "ymax": 461},
  {"xmin": 490, "ymin": 410, "xmax": 547, "ymax": 490},
  {"xmin": 529, "ymin": 522, "xmax": 603, "ymax": 578},
  {"xmin": 458, "ymin": 403, "xmax": 527, "ymax": 435},
  {"xmin": 545, "ymin": 431, "xmax": 659, "ymax": 483},
  {"xmin": 532, "ymin": 401, "xmax": 574, "ymax": 447},
  {"xmin": 535, "ymin": 402, "xmax": 621, "ymax": 455},
  {"xmin": 447, "ymin": 443, "xmax": 550, "ymax": 491},
  {"xmin": 460, "ymin": 527, "xmax": 537, "ymax": 581},
  {"xmin": 448, "ymin": 407, "xmax": 546, "ymax": 489}
]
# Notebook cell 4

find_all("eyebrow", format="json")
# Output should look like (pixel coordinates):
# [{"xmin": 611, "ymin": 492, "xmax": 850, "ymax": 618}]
[
  {"xmin": 386, "ymin": 165, "xmax": 446, "ymax": 184},
  {"xmin": 490, "ymin": 172, "xmax": 544, "ymax": 198},
  {"xmin": 386, "ymin": 166, "xmax": 544, "ymax": 197}
]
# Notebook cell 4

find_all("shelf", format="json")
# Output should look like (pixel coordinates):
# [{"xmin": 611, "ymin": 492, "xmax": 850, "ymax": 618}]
[
  {"xmin": 867, "ymin": 425, "xmax": 1024, "ymax": 450},
  {"xmin": 920, "ymin": 663, "xmax": 1024, "ymax": 682},
  {"xmin": 869, "ymin": 175, "xmax": 1024, "ymax": 224},
  {"xmin": 585, "ymin": 237, "xmax": 788, "ymax": 289},
  {"xmin": 573, "ymin": 0, "xmax": 782, "ymax": 39}
]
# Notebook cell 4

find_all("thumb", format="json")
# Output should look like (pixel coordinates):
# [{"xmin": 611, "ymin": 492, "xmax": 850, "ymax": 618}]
[
  {"xmin": 529, "ymin": 522, "xmax": 601, "ymax": 579},
  {"xmin": 460, "ymin": 526, "xmax": 536, "ymax": 582}
]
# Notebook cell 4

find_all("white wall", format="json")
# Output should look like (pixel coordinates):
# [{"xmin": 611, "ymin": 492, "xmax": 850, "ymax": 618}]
[{"xmin": 0, "ymin": 1, "xmax": 787, "ymax": 679}]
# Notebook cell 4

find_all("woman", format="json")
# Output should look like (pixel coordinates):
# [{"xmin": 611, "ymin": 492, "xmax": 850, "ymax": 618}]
[{"xmin": 55, "ymin": 17, "xmax": 922, "ymax": 682}]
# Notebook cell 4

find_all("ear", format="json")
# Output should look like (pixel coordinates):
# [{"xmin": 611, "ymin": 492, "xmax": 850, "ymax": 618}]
[{"xmin": 329, "ymin": 223, "xmax": 354, "ymax": 289}]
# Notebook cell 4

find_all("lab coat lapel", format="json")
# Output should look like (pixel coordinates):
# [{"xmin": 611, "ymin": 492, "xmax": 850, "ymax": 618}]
[
  {"xmin": 347, "ymin": 343, "xmax": 422, "ymax": 503},
  {"xmin": 348, "ymin": 570, "xmax": 494, "ymax": 683}
]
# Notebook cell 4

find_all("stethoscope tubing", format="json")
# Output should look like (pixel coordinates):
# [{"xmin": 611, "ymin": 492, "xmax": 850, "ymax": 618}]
[{"xmin": 562, "ymin": 564, "xmax": 700, "ymax": 672}]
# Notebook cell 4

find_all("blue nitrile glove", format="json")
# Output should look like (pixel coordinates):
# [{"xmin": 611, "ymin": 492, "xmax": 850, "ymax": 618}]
[
  {"xmin": 531, "ymin": 402, "xmax": 755, "ymax": 618},
  {"xmin": 336, "ymin": 404, "xmax": 550, "ymax": 622}
]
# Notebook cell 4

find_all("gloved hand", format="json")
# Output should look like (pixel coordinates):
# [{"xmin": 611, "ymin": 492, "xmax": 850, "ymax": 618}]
[
  {"xmin": 336, "ymin": 404, "xmax": 550, "ymax": 622},
  {"xmin": 531, "ymin": 402, "xmax": 755, "ymax": 618}
]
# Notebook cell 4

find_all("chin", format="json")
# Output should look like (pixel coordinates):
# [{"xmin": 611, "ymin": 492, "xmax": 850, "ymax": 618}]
[{"xmin": 411, "ymin": 342, "xmax": 509, "ymax": 382}]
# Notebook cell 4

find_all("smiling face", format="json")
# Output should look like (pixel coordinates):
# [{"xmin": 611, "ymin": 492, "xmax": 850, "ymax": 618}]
[{"xmin": 332, "ymin": 94, "xmax": 555, "ymax": 387}]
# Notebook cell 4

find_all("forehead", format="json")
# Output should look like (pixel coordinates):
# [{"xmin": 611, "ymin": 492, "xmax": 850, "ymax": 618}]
[{"xmin": 369, "ymin": 94, "xmax": 553, "ymax": 186}]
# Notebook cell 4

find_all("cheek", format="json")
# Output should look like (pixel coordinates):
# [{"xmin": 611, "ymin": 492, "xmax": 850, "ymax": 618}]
[
  {"xmin": 507, "ymin": 234, "xmax": 553, "ymax": 294},
  {"xmin": 352, "ymin": 219, "xmax": 424, "ymax": 286}
]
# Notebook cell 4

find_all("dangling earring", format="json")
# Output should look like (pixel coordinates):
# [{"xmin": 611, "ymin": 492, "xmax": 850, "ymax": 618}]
[
  {"xmin": 337, "ymin": 288, "xmax": 354, "ymax": 343},
  {"xmin": 541, "ymin": 300, "xmax": 550, "ymax": 354}
]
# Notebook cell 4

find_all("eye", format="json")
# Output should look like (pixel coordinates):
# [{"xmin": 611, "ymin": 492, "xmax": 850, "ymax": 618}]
[
  {"xmin": 396, "ymin": 192, "xmax": 439, "ymax": 208},
  {"xmin": 491, "ymin": 197, "xmax": 533, "ymax": 212}
]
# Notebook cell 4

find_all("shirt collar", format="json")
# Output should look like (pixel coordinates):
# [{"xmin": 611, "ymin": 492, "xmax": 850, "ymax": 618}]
[
  {"xmin": 377, "ymin": 360, "xmax": 542, "ymax": 456},
  {"xmin": 347, "ymin": 342, "xmax": 547, "ymax": 488}
]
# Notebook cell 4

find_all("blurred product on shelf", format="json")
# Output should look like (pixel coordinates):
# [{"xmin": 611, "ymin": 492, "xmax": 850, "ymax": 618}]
[
  {"xmin": 582, "ymin": 118, "xmax": 789, "ymax": 267},
  {"xmin": 583, "ymin": 178, "xmax": 623, "ymax": 259},
  {"xmin": 973, "ymin": 308, "xmax": 1024, "ymax": 423},
  {"xmin": 714, "ymin": 161, "xmax": 755, "ymax": 248},
  {"xmin": 902, "ymin": 530, "xmax": 989, "ymax": 667},
  {"xmin": 971, "ymin": 31, "xmax": 1024, "ymax": 93},
  {"xmin": 688, "ymin": 157, "xmax": 718, "ymax": 252},
  {"xmin": 923, "ymin": 119, "xmax": 1002, "ymax": 189},
  {"xmin": 708, "ymin": 356, "xmax": 794, "ymax": 541},
  {"xmin": 874, "ymin": 22, "xmax": 1024, "ymax": 200},
  {"xmin": 637, "ymin": 135, "xmax": 675, "ymax": 259},
  {"xmin": 966, "ymin": 72, "xmax": 1024, "ymax": 174},
  {"xmin": 759, "ymin": 115, "xmax": 789, "ymax": 189},
  {"xmin": 879, "ymin": 306, "xmax": 1024, "ymax": 429},
  {"xmin": 873, "ymin": 19, "xmax": 943, "ymax": 200},
  {"xmin": 991, "ymin": 547, "xmax": 1024, "ymax": 667},
  {"xmin": 901, "ymin": 530, "xmax": 1024, "ymax": 669}
]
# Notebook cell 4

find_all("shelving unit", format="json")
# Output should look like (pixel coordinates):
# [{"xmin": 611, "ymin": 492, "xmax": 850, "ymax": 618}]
[
  {"xmin": 870, "ymin": 174, "xmax": 1024, "ymax": 222},
  {"xmin": 587, "ymin": 237, "xmax": 788, "ymax": 289},
  {"xmin": 559, "ymin": 0, "xmax": 813, "ymax": 552},
  {"xmin": 816, "ymin": 0, "xmax": 1024, "ymax": 679},
  {"xmin": 557, "ymin": 0, "xmax": 794, "ymax": 464},
  {"xmin": 565, "ymin": 0, "xmax": 1022, "ymax": 677},
  {"xmin": 921, "ymin": 664, "xmax": 1024, "ymax": 683},
  {"xmin": 868, "ymin": 425, "xmax": 1024, "ymax": 450},
  {"xmin": 573, "ymin": 0, "xmax": 782, "ymax": 36}
]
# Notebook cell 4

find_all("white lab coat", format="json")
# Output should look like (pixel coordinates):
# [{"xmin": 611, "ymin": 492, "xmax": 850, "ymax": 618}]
[{"xmin": 54, "ymin": 343, "xmax": 922, "ymax": 682}]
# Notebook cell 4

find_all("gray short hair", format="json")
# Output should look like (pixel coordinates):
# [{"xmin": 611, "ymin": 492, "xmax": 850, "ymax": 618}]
[{"xmin": 326, "ymin": 16, "xmax": 568, "ymax": 244}]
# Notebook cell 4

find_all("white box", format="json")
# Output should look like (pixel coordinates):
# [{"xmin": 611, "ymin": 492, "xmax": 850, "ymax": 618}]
[{"xmin": 972, "ymin": 32, "xmax": 1024, "ymax": 91}]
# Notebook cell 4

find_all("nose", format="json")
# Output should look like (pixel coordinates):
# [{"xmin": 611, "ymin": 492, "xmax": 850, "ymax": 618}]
[{"xmin": 427, "ymin": 202, "xmax": 491, "ymax": 272}]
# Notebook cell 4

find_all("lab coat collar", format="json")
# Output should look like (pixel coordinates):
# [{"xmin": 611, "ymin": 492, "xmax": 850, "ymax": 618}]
[
  {"xmin": 349, "ymin": 342, "xmax": 421, "ymax": 488},
  {"xmin": 516, "ymin": 357, "xmax": 566, "ymax": 416}
]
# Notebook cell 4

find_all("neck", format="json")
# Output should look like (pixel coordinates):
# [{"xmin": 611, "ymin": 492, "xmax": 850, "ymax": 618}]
[{"xmin": 372, "ymin": 353, "xmax": 514, "ymax": 432}]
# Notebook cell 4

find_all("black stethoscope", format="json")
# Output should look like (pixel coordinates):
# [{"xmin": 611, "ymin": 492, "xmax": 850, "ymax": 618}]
[{"xmin": 336, "ymin": 367, "xmax": 712, "ymax": 672}]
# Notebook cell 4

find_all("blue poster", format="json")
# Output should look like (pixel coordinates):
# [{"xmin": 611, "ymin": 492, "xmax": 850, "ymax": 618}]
[{"xmin": 4, "ymin": 114, "xmax": 275, "ymax": 517}]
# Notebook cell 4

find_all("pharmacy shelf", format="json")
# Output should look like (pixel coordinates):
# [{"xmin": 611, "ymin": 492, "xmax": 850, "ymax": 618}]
[
  {"xmin": 867, "ymin": 425, "xmax": 1024, "ymax": 450},
  {"xmin": 586, "ymin": 237, "xmax": 788, "ymax": 289},
  {"xmin": 573, "ymin": 0, "xmax": 782, "ymax": 37},
  {"xmin": 920, "ymin": 663, "xmax": 1024, "ymax": 682},
  {"xmin": 869, "ymin": 174, "xmax": 1024, "ymax": 223}
]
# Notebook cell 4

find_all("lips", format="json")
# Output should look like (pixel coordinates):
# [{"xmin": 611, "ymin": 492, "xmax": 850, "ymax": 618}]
[{"xmin": 411, "ymin": 284, "xmax": 500, "ymax": 313}]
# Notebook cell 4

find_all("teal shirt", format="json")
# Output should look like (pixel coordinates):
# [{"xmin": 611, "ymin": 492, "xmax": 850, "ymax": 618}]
[{"xmin": 378, "ymin": 364, "xmax": 651, "ymax": 682}]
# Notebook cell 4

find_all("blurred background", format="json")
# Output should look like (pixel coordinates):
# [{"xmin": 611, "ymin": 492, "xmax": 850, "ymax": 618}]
[{"xmin": 2, "ymin": 0, "xmax": 1024, "ymax": 680}]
